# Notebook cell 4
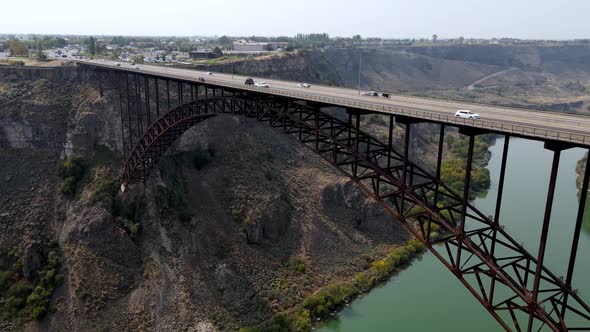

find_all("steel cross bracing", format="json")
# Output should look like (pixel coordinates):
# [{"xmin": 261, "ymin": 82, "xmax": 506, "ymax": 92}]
[{"xmin": 113, "ymin": 71, "xmax": 590, "ymax": 331}]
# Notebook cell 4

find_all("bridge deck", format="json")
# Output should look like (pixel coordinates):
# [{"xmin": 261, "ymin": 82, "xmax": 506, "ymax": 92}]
[{"xmin": 78, "ymin": 60, "xmax": 590, "ymax": 147}]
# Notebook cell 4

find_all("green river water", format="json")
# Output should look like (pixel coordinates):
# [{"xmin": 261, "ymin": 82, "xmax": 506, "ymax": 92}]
[{"xmin": 319, "ymin": 137, "xmax": 590, "ymax": 331}]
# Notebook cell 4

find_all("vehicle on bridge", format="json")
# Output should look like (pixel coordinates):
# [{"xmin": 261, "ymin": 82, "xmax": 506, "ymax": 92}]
[
  {"xmin": 454, "ymin": 110, "xmax": 480, "ymax": 119},
  {"xmin": 362, "ymin": 90, "xmax": 390, "ymax": 98},
  {"xmin": 363, "ymin": 90, "xmax": 379, "ymax": 96},
  {"xmin": 297, "ymin": 83, "xmax": 311, "ymax": 88},
  {"xmin": 206, "ymin": 72, "xmax": 213, "ymax": 75},
  {"xmin": 254, "ymin": 82, "xmax": 269, "ymax": 88},
  {"xmin": 244, "ymin": 78, "xmax": 254, "ymax": 85}
]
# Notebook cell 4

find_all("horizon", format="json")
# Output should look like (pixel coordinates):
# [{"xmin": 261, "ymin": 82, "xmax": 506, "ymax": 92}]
[
  {"xmin": 0, "ymin": 33, "xmax": 587, "ymax": 42},
  {"xmin": 0, "ymin": 0, "xmax": 589, "ymax": 40}
]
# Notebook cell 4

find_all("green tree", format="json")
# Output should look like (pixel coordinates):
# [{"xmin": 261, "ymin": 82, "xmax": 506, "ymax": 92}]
[
  {"xmin": 55, "ymin": 37, "xmax": 67, "ymax": 48},
  {"xmin": 132, "ymin": 55, "xmax": 144, "ymax": 64},
  {"xmin": 217, "ymin": 35, "xmax": 231, "ymax": 46},
  {"xmin": 88, "ymin": 36, "xmax": 96, "ymax": 55},
  {"xmin": 111, "ymin": 36, "xmax": 127, "ymax": 46},
  {"xmin": 8, "ymin": 39, "xmax": 28, "ymax": 56},
  {"xmin": 212, "ymin": 46, "xmax": 223, "ymax": 56},
  {"xmin": 37, "ymin": 48, "xmax": 47, "ymax": 60}
]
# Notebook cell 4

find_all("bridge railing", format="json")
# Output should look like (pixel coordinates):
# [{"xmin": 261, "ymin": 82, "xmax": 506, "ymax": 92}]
[
  {"xmin": 196, "ymin": 77, "xmax": 590, "ymax": 146},
  {"xmin": 80, "ymin": 62, "xmax": 590, "ymax": 146}
]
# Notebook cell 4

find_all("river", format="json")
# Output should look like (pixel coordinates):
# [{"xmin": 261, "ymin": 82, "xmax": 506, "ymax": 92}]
[{"xmin": 319, "ymin": 137, "xmax": 590, "ymax": 331}]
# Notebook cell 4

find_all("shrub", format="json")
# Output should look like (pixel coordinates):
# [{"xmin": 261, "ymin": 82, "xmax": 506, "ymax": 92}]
[
  {"xmin": 60, "ymin": 156, "xmax": 85, "ymax": 179},
  {"xmin": 60, "ymin": 176, "xmax": 78, "ymax": 195},
  {"xmin": 441, "ymin": 159, "xmax": 490, "ymax": 200},
  {"xmin": 117, "ymin": 217, "xmax": 141, "ymax": 239},
  {"xmin": 352, "ymin": 272, "xmax": 370, "ymax": 292},
  {"xmin": 291, "ymin": 257, "xmax": 306, "ymax": 273},
  {"xmin": 265, "ymin": 313, "xmax": 292, "ymax": 331},
  {"xmin": 6, "ymin": 280, "xmax": 34, "ymax": 299},
  {"xmin": 0, "ymin": 244, "xmax": 63, "ymax": 321},
  {"xmin": 46, "ymin": 251, "xmax": 60, "ymax": 269},
  {"xmin": 91, "ymin": 178, "xmax": 119, "ymax": 201},
  {"xmin": 0, "ymin": 271, "xmax": 11, "ymax": 292},
  {"xmin": 290, "ymin": 309, "xmax": 311, "ymax": 331},
  {"xmin": 113, "ymin": 197, "xmax": 144, "ymax": 239},
  {"xmin": 239, "ymin": 328, "xmax": 261, "ymax": 332},
  {"xmin": 303, "ymin": 282, "xmax": 357, "ymax": 318},
  {"xmin": 59, "ymin": 156, "xmax": 86, "ymax": 196},
  {"xmin": 26, "ymin": 285, "xmax": 51, "ymax": 320}
]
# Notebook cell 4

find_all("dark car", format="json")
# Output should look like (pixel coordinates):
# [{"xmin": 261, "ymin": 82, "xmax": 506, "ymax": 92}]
[{"xmin": 245, "ymin": 78, "xmax": 254, "ymax": 85}]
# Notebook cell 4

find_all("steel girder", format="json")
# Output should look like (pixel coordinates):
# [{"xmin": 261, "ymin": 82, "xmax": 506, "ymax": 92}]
[{"xmin": 119, "ymin": 81, "xmax": 590, "ymax": 331}]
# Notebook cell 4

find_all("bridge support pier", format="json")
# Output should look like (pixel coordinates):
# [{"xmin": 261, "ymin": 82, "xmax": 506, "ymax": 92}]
[
  {"xmin": 561, "ymin": 149, "xmax": 590, "ymax": 322},
  {"xmin": 528, "ymin": 146, "xmax": 561, "ymax": 331},
  {"xmin": 427, "ymin": 124, "xmax": 446, "ymax": 243},
  {"xmin": 488, "ymin": 135, "xmax": 510, "ymax": 307}
]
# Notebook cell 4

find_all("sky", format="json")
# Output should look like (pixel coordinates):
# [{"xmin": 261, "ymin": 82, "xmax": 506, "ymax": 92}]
[{"xmin": 1, "ymin": 0, "xmax": 588, "ymax": 39}]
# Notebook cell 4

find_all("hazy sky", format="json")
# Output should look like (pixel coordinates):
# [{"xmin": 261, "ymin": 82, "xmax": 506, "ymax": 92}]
[{"xmin": 1, "ymin": 0, "xmax": 588, "ymax": 39}]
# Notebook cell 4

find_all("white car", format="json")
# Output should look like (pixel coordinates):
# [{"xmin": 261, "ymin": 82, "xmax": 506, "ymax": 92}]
[
  {"xmin": 254, "ymin": 82, "xmax": 269, "ymax": 88},
  {"xmin": 297, "ymin": 83, "xmax": 311, "ymax": 88},
  {"xmin": 206, "ymin": 72, "xmax": 213, "ymax": 75},
  {"xmin": 455, "ymin": 110, "xmax": 480, "ymax": 119}
]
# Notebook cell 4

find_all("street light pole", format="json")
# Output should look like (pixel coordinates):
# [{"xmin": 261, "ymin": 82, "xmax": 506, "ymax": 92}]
[{"xmin": 357, "ymin": 51, "xmax": 362, "ymax": 95}]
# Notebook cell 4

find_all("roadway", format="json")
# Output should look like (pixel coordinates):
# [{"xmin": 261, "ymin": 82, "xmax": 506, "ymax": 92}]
[{"xmin": 76, "ymin": 59, "xmax": 590, "ymax": 147}]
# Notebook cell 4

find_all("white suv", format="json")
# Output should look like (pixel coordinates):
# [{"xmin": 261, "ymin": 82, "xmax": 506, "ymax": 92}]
[
  {"xmin": 254, "ymin": 82, "xmax": 269, "ymax": 88},
  {"xmin": 455, "ymin": 110, "xmax": 480, "ymax": 119}
]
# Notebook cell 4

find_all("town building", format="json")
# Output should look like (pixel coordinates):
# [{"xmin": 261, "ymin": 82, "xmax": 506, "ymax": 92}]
[
  {"xmin": 188, "ymin": 50, "xmax": 220, "ymax": 59},
  {"xmin": 232, "ymin": 40, "xmax": 289, "ymax": 53}
]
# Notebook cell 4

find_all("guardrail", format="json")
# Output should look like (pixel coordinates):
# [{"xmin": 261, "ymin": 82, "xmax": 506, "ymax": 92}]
[
  {"xmin": 80, "ymin": 62, "xmax": 590, "ymax": 147},
  {"xmin": 198, "ymin": 77, "xmax": 590, "ymax": 146}
]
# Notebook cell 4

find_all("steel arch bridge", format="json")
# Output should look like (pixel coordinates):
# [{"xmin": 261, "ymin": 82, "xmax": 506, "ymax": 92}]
[{"xmin": 90, "ymin": 66, "xmax": 590, "ymax": 331}]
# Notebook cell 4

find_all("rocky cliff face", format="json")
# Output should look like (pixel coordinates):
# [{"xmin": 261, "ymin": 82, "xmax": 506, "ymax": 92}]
[
  {"xmin": 206, "ymin": 52, "xmax": 344, "ymax": 86},
  {"xmin": 203, "ymin": 44, "xmax": 590, "ymax": 113},
  {"xmin": 400, "ymin": 44, "xmax": 590, "ymax": 80},
  {"xmin": 0, "ymin": 66, "xmax": 409, "ymax": 331}
]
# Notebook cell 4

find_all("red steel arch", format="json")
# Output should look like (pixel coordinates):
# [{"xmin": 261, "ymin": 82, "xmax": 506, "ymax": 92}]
[{"xmin": 121, "ymin": 93, "xmax": 590, "ymax": 332}]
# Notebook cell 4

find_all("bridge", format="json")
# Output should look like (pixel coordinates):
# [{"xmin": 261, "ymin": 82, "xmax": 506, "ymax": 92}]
[{"xmin": 78, "ymin": 60, "xmax": 590, "ymax": 331}]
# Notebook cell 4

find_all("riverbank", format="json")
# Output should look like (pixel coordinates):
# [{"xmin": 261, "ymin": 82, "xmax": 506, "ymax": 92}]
[
  {"xmin": 240, "ymin": 239, "xmax": 427, "ymax": 332},
  {"xmin": 318, "ymin": 137, "xmax": 590, "ymax": 331},
  {"xmin": 240, "ymin": 133, "xmax": 497, "ymax": 332},
  {"xmin": 575, "ymin": 153, "xmax": 590, "ymax": 235}
]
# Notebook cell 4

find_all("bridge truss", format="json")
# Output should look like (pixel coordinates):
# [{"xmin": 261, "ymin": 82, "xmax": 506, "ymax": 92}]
[{"xmin": 96, "ymin": 68, "xmax": 590, "ymax": 331}]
